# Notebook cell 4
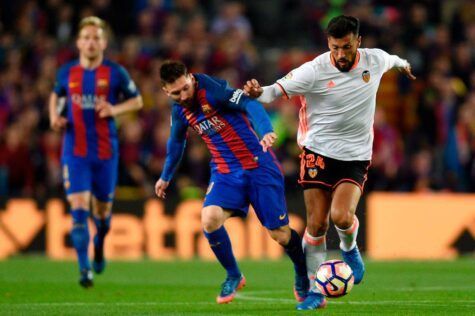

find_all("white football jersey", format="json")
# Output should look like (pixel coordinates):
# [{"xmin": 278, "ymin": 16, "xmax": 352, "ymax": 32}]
[{"xmin": 276, "ymin": 48, "xmax": 409, "ymax": 161}]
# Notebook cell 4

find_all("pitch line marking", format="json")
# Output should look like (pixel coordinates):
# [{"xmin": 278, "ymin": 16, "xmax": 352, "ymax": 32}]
[{"xmin": 235, "ymin": 292, "xmax": 475, "ymax": 306}]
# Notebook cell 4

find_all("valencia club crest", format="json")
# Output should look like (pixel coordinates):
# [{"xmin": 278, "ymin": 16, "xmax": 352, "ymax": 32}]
[{"xmin": 362, "ymin": 70, "xmax": 370, "ymax": 83}]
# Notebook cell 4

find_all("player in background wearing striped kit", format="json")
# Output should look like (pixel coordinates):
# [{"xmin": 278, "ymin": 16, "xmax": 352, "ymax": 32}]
[
  {"xmin": 155, "ymin": 60, "xmax": 308, "ymax": 304},
  {"xmin": 244, "ymin": 15, "xmax": 416, "ymax": 310},
  {"xmin": 49, "ymin": 16, "xmax": 143, "ymax": 287}
]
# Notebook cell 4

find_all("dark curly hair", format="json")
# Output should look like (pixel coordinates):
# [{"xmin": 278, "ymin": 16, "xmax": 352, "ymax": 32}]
[{"xmin": 326, "ymin": 15, "xmax": 360, "ymax": 38}]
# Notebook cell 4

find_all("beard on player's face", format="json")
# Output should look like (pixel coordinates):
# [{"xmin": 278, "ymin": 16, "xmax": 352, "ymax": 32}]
[
  {"xmin": 335, "ymin": 54, "xmax": 356, "ymax": 72},
  {"xmin": 328, "ymin": 34, "xmax": 360, "ymax": 72},
  {"xmin": 166, "ymin": 75, "xmax": 196, "ymax": 108},
  {"xmin": 178, "ymin": 97, "xmax": 194, "ymax": 108}
]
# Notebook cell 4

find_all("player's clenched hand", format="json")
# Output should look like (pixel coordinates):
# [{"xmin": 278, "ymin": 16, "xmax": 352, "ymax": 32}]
[
  {"xmin": 96, "ymin": 100, "xmax": 116, "ymax": 118},
  {"xmin": 399, "ymin": 65, "xmax": 416, "ymax": 80},
  {"xmin": 260, "ymin": 132, "xmax": 277, "ymax": 152},
  {"xmin": 50, "ymin": 115, "xmax": 68, "ymax": 132},
  {"xmin": 243, "ymin": 79, "xmax": 263, "ymax": 98},
  {"xmin": 155, "ymin": 178, "xmax": 170, "ymax": 199}
]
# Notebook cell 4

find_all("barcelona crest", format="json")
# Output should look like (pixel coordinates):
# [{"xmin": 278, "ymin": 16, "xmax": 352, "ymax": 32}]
[
  {"xmin": 362, "ymin": 70, "xmax": 370, "ymax": 83},
  {"xmin": 308, "ymin": 168, "xmax": 318, "ymax": 178},
  {"xmin": 97, "ymin": 79, "xmax": 109, "ymax": 88},
  {"xmin": 202, "ymin": 103, "xmax": 212, "ymax": 114}
]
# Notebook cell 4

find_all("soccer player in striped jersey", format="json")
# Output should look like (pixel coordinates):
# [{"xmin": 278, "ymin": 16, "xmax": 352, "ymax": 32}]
[
  {"xmin": 49, "ymin": 16, "xmax": 143, "ymax": 288},
  {"xmin": 244, "ymin": 15, "xmax": 416, "ymax": 310},
  {"xmin": 155, "ymin": 60, "xmax": 308, "ymax": 304}
]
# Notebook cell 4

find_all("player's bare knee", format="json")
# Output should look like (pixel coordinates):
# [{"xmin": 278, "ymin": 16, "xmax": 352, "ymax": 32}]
[
  {"xmin": 307, "ymin": 221, "xmax": 329, "ymax": 237},
  {"xmin": 92, "ymin": 199, "xmax": 112, "ymax": 218},
  {"xmin": 331, "ymin": 208, "xmax": 354, "ymax": 229},
  {"xmin": 67, "ymin": 193, "xmax": 90, "ymax": 211},
  {"xmin": 201, "ymin": 207, "xmax": 225, "ymax": 232},
  {"xmin": 268, "ymin": 227, "xmax": 290, "ymax": 246},
  {"xmin": 306, "ymin": 213, "xmax": 329, "ymax": 236}
]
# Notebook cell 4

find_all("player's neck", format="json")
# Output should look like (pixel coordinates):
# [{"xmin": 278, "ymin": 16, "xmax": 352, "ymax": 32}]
[{"xmin": 79, "ymin": 55, "xmax": 104, "ymax": 70}]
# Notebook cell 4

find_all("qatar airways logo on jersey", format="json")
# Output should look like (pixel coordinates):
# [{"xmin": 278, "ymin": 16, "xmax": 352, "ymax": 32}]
[
  {"xmin": 71, "ymin": 94, "xmax": 106, "ymax": 109},
  {"xmin": 193, "ymin": 116, "xmax": 226, "ymax": 136}
]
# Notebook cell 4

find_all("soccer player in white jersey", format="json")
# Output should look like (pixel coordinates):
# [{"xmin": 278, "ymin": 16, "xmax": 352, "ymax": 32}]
[{"xmin": 244, "ymin": 15, "xmax": 415, "ymax": 310}]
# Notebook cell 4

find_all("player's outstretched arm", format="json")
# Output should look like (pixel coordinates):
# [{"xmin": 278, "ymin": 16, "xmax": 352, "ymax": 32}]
[
  {"xmin": 243, "ymin": 79, "xmax": 283, "ymax": 104},
  {"xmin": 48, "ymin": 92, "xmax": 68, "ymax": 132},
  {"xmin": 226, "ymin": 94, "xmax": 277, "ymax": 152},
  {"xmin": 380, "ymin": 49, "xmax": 416, "ymax": 80},
  {"xmin": 96, "ymin": 95, "xmax": 143, "ymax": 118},
  {"xmin": 243, "ymin": 79, "xmax": 263, "ymax": 98},
  {"xmin": 398, "ymin": 65, "xmax": 416, "ymax": 80},
  {"xmin": 157, "ymin": 107, "xmax": 188, "ymax": 198}
]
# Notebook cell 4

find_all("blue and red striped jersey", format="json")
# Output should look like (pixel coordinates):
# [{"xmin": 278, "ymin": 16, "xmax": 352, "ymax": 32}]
[
  {"xmin": 161, "ymin": 73, "xmax": 278, "ymax": 181},
  {"xmin": 53, "ymin": 59, "xmax": 139, "ymax": 159}
]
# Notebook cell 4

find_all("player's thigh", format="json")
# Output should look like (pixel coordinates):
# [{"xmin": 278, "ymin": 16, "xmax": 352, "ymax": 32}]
[
  {"xmin": 330, "ymin": 158, "xmax": 369, "ymax": 227},
  {"xmin": 248, "ymin": 164, "xmax": 289, "ymax": 230},
  {"xmin": 62, "ymin": 156, "xmax": 92, "ymax": 210},
  {"xmin": 331, "ymin": 182, "xmax": 361, "ymax": 228},
  {"xmin": 203, "ymin": 171, "xmax": 249, "ymax": 217},
  {"xmin": 91, "ymin": 156, "xmax": 118, "ymax": 203},
  {"xmin": 303, "ymin": 188, "xmax": 331, "ymax": 235}
]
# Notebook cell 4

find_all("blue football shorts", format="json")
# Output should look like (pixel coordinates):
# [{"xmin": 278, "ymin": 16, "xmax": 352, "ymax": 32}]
[
  {"xmin": 203, "ymin": 160, "xmax": 289, "ymax": 230},
  {"xmin": 61, "ymin": 155, "xmax": 119, "ymax": 202}
]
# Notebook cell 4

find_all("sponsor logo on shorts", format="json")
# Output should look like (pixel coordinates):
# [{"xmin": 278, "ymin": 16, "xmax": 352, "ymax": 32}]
[
  {"xmin": 362, "ymin": 70, "xmax": 370, "ymax": 83},
  {"xmin": 308, "ymin": 168, "xmax": 318, "ymax": 178}
]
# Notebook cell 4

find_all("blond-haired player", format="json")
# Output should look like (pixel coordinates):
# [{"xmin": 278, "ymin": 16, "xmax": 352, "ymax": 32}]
[{"xmin": 49, "ymin": 16, "xmax": 143, "ymax": 287}]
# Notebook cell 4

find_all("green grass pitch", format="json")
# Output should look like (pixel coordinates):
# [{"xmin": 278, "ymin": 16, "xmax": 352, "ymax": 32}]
[{"xmin": 0, "ymin": 257, "xmax": 474, "ymax": 315}]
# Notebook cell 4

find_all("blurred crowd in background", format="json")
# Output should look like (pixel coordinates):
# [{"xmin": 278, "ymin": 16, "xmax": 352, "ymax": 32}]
[{"xmin": 1, "ymin": 0, "xmax": 475, "ymax": 202}]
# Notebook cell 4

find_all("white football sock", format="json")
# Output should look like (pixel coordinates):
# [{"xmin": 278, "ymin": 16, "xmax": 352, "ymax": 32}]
[
  {"xmin": 302, "ymin": 229, "xmax": 326, "ymax": 293},
  {"xmin": 335, "ymin": 216, "xmax": 359, "ymax": 252}
]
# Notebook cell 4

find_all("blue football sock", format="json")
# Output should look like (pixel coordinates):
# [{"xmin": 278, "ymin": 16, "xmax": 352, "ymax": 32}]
[
  {"xmin": 284, "ymin": 229, "xmax": 307, "ymax": 277},
  {"xmin": 93, "ymin": 215, "xmax": 111, "ymax": 256},
  {"xmin": 204, "ymin": 226, "xmax": 241, "ymax": 278},
  {"xmin": 71, "ymin": 209, "xmax": 91, "ymax": 271}
]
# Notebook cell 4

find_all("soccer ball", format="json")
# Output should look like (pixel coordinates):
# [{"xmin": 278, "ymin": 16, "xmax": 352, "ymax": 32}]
[{"xmin": 315, "ymin": 260, "xmax": 354, "ymax": 298}]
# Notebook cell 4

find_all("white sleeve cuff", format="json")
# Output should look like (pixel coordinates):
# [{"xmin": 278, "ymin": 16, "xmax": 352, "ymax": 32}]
[{"xmin": 257, "ymin": 83, "xmax": 283, "ymax": 103}]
